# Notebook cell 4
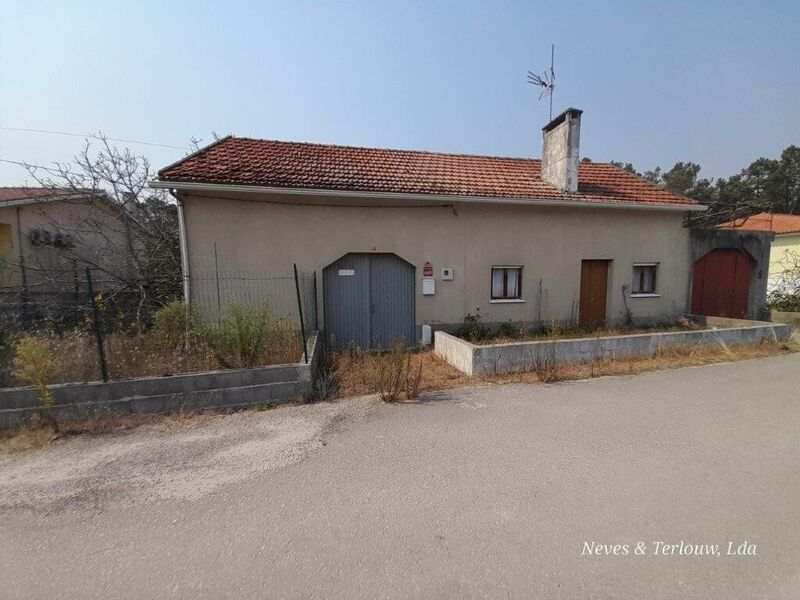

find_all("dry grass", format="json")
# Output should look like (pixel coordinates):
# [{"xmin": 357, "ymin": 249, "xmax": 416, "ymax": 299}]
[
  {"xmin": 483, "ymin": 338, "xmax": 798, "ymax": 385},
  {"xmin": 333, "ymin": 338, "xmax": 798, "ymax": 398},
  {"xmin": 487, "ymin": 323, "xmax": 705, "ymax": 345},
  {"xmin": 0, "ymin": 411, "xmax": 217, "ymax": 453},
  {"xmin": 332, "ymin": 349, "xmax": 471, "ymax": 399},
  {"xmin": 2, "ymin": 329, "xmax": 304, "ymax": 386}
]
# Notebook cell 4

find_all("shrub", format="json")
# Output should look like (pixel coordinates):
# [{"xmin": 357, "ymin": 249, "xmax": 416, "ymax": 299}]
[
  {"xmin": 532, "ymin": 343, "xmax": 560, "ymax": 383},
  {"xmin": 544, "ymin": 321, "xmax": 585, "ymax": 339},
  {"xmin": 404, "ymin": 352, "xmax": 423, "ymax": 400},
  {"xmin": 153, "ymin": 300, "xmax": 195, "ymax": 348},
  {"xmin": 309, "ymin": 350, "xmax": 341, "ymax": 402},
  {"xmin": 376, "ymin": 344, "xmax": 407, "ymax": 402},
  {"xmin": 0, "ymin": 325, "xmax": 15, "ymax": 386},
  {"xmin": 373, "ymin": 344, "xmax": 425, "ymax": 402},
  {"xmin": 12, "ymin": 337, "xmax": 61, "ymax": 430},
  {"xmin": 496, "ymin": 320, "xmax": 519, "ymax": 338},
  {"xmin": 201, "ymin": 302, "xmax": 285, "ymax": 369},
  {"xmin": 458, "ymin": 309, "xmax": 490, "ymax": 342},
  {"xmin": 769, "ymin": 292, "xmax": 800, "ymax": 312}
]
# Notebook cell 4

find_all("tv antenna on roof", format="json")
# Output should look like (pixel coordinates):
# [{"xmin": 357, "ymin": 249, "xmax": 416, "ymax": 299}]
[{"xmin": 527, "ymin": 44, "xmax": 556, "ymax": 120}]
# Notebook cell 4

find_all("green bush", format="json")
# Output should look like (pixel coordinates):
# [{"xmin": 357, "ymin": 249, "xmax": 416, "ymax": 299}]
[
  {"xmin": 496, "ymin": 320, "xmax": 519, "ymax": 338},
  {"xmin": 152, "ymin": 300, "xmax": 195, "ymax": 348},
  {"xmin": 458, "ymin": 309, "xmax": 490, "ymax": 342},
  {"xmin": 202, "ymin": 302, "xmax": 274, "ymax": 369},
  {"xmin": 12, "ymin": 337, "xmax": 60, "ymax": 411},
  {"xmin": 0, "ymin": 325, "xmax": 15, "ymax": 386},
  {"xmin": 768, "ymin": 292, "xmax": 800, "ymax": 312}
]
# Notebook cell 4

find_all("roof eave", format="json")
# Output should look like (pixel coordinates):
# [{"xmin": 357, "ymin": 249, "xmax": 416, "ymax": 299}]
[
  {"xmin": 151, "ymin": 180, "xmax": 706, "ymax": 212},
  {"xmin": 0, "ymin": 192, "xmax": 97, "ymax": 208}
]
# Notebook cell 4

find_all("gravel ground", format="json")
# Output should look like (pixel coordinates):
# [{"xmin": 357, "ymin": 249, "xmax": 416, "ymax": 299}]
[{"xmin": 0, "ymin": 398, "xmax": 378, "ymax": 514}]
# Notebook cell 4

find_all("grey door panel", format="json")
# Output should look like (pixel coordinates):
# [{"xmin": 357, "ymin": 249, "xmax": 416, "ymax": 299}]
[
  {"xmin": 322, "ymin": 254, "xmax": 371, "ymax": 348},
  {"xmin": 323, "ymin": 253, "xmax": 415, "ymax": 349},
  {"xmin": 369, "ymin": 253, "xmax": 415, "ymax": 348}
]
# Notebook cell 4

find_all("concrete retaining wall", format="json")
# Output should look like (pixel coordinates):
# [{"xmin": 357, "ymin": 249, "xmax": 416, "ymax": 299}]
[
  {"xmin": 771, "ymin": 311, "xmax": 800, "ymax": 327},
  {"xmin": 0, "ymin": 333, "xmax": 320, "ymax": 431},
  {"xmin": 435, "ymin": 318, "xmax": 791, "ymax": 376}
]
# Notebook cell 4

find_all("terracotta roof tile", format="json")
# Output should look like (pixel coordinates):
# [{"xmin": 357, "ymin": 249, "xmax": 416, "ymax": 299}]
[
  {"xmin": 0, "ymin": 187, "xmax": 64, "ymax": 202},
  {"xmin": 717, "ymin": 212, "xmax": 800, "ymax": 235},
  {"xmin": 0, "ymin": 187, "xmax": 94, "ymax": 204},
  {"xmin": 158, "ymin": 137, "xmax": 699, "ymax": 208}
]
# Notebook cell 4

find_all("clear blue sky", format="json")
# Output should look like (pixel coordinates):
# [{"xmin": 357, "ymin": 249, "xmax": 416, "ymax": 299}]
[{"xmin": 1, "ymin": 0, "xmax": 798, "ymax": 185}]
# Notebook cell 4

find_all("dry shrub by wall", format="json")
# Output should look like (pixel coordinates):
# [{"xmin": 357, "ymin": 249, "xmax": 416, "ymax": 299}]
[{"xmin": 1, "ymin": 302, "xmax": 304, "ymax": 386}]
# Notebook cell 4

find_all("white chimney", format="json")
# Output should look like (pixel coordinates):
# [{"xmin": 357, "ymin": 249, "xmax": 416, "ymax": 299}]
[{"xmin": 541, "ymin": 108, "xmax": 582, "ymax": 193}]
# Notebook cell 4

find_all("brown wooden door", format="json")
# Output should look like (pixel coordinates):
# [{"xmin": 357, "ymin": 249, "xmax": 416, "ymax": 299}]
[
  {"xmin": 691, "ymin": 249, "xmax": 752, "ymax": 318},
  {"xmin": 579, "ymin": 260, "xmax": 609, "ymax": 327}
]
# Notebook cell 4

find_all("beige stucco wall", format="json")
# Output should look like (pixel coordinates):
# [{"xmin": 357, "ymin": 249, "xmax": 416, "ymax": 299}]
[
  {"xmin": 180, "ymin": 190, "xmax": 694, "ymax": 335},
  {"xmin": 768, "ymin": 233, "xmax": 800, "ymax": 291},
  {"xmin": 0, "ymin": 199, "xmax": 128, "ymax": 293}
]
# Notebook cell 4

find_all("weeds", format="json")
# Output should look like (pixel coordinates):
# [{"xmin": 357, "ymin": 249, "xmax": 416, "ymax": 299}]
[
  {"xmin": 1, "ymin": 313, "xmax": 302, "ymax": 387},
  {"xmin": 0, "ymin": 325, "xmax": 15, "ymax": 386},
  {"xmin": 152, "ymin": 300, "xmax": 196, "ymax": 349},
  {"xmin": 12, "ymin": 337, "xmax": 61, "ymax": 431},
  {"xmin": 200, "ymin": 303, "xmax": 301, "ymax": 369},
  {"xmin": 458, "ymin": 309, "xmax": 490, "ymax": 342},
  {"xmin": 309, "ymin": 350, "xmax": 341, "ymax": 402},
  {"xmin": 404, "ymin": 353, "xmax": 423, "ymax": 399},
  {"xmin": 376, "ymin": 344, "xmax": 407, "ymax": 402},
  {"xmin": 531, "ymin": 343, "xmax": 560, "ymax": 383},
  {"xmin": 496, "ymin": 320, "xmax": 519, "ymax": 338}
]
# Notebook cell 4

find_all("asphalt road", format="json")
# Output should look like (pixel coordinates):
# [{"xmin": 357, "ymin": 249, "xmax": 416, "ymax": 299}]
[{"xmin": 2, "ymin": 353, "xmax": 800, "ymax": 599}]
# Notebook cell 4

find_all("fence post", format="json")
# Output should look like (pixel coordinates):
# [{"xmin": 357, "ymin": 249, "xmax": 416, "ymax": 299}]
[
  {"xmin": 85, "ymin": 267, "xmax": 109, "ymax": 382},
  {"xmin": 213, "ymin": 242, "xmax": 222, "ymax": 323},
  {"xmin": 293, "ymin": 263, "xmax": 308, "ymax": 364},
  {"xmin": 312, "ymin": 270, "xmax": 318, "ymax": 331}
]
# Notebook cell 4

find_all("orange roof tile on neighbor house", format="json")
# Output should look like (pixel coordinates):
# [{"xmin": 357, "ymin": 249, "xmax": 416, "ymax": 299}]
[
  {"xmin": 0, "ymin": 187, "xmax": 95, "ymax": 204},
  {"xmin": 157, "ymin": 137, "xmax": 700, "ymax": 209},
  {"xmin": 0, "ymin": 187, "xmax": 64, "ymax": 203},
  {"xmin": 717, "ymin": 212, "xmax": 800, "ymax": 235}
]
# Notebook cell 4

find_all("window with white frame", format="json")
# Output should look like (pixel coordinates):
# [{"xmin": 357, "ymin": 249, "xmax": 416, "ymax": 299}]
[
  {"xmin": 491, "ymin": 266, "xmax": 522, "ymax": 300},
  {"xmin": 632, "ymin": 263, "xmax": 658, "ymax": 295}
]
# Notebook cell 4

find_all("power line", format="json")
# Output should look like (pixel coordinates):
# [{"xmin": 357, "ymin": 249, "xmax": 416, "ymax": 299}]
[
  {"xmin": 0, "ymin": 127, "xmax": 187, "ymax": 150},
  {"xmin": 0, "ymin": 157, "xmax": 64, "ymax": 173}
]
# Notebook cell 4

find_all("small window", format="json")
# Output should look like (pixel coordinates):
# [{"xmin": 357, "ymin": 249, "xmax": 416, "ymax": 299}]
[
  {"xmin": 632, "ymin": 263, "xmax": 658, "ymax": 295},
  {"xmin": 491, "ymin": 266, "xmax": 522, "ymax": 299}
]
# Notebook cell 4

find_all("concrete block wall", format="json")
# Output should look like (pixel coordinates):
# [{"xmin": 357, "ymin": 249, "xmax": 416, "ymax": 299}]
[
  {"xmin": 0, "ymin": 333, "xmax": 320, "ymax": 431},
  {"xmin": 435, "ymin": 319, "xmax": 791, "ymax": 376}
]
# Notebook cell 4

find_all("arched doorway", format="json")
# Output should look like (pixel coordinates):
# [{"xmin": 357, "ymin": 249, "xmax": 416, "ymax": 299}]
[
  {"xmin": 323, "ymin": 253, "xmax": 415, "ymax": 349},
  {"xmin": 691, "ymin": 249, "xmax": 753, "ymax": 318}
]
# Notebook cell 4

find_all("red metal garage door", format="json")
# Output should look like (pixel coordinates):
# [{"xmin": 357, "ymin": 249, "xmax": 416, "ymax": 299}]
[{"xmin": 691, "ymin": 249, "xmax": 753, "ymax": 318}]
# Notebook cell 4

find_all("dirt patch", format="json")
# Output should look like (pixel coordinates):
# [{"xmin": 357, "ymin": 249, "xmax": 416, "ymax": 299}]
[
  {"xmin": 0, "ymin": 413, "xmax": 216, "ymax": 453},
  {"xmin": 0, "ymin": 398, "xmax": 378, "ymax": 513}
]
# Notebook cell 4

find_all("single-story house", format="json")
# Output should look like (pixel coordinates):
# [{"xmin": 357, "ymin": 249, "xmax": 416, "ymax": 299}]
[
  {"xmin": 717, "ymin": 212, "xmax": 800, "ymax": 293},
  {"xmin": 0, "ymin": 187, "xmax": 131, "ymax": 323},
  {"xmin": 154, "ymin": 108, "xmax": 711, "ymax": 348}
]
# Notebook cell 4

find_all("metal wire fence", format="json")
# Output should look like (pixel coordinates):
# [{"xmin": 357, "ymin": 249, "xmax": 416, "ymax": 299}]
[
  {"xmin": 0, "ymin": 264, "xmax": 318, "ymax": 386},
  {"xmin": 191, "ymin": 265, "xmax": 317, "ymax": 336}
]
